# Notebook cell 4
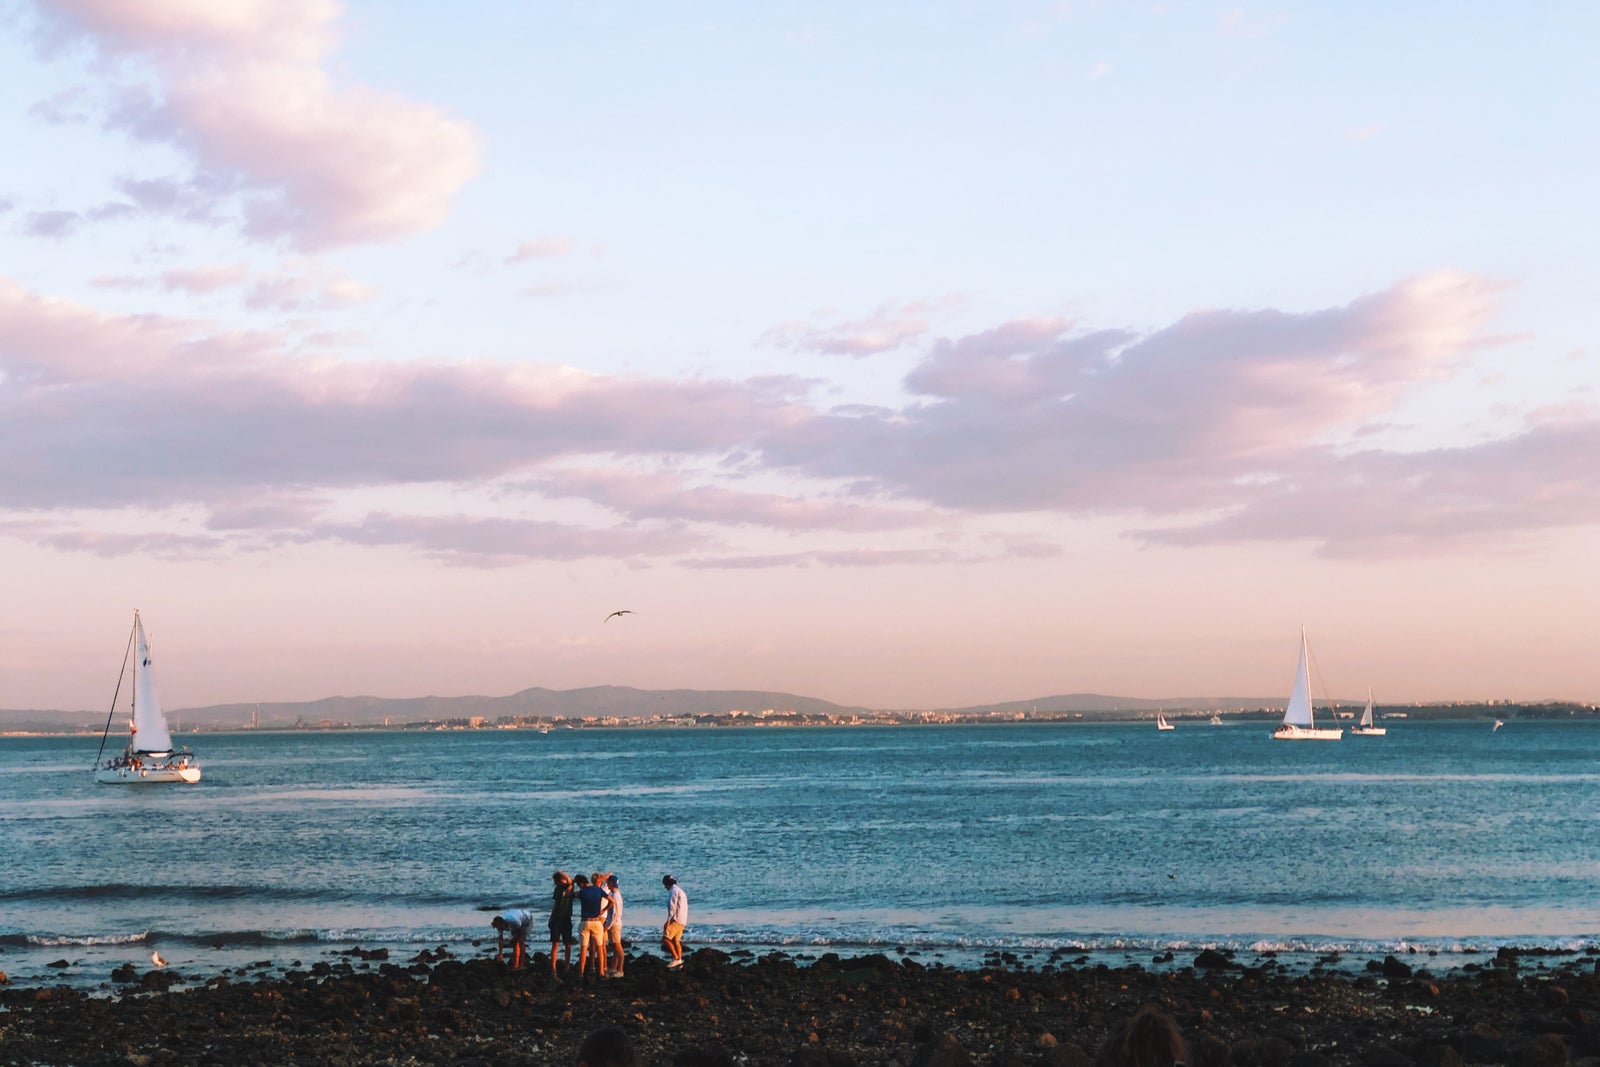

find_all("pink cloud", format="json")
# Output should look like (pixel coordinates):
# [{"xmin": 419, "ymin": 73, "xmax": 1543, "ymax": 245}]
[
  {"xmin": 506, "ymin": 237, "xmax": 576, "ymax": 264},
  {"xmin": 764, "ymin": 300, "xmax": 950, "ymax": 357},
  {"xmin": 0, "ymin": 278, "xmax": 810, "ymax": 559},
  {"xmin": 759, "ymin": 272, "xmax": 1565, "ymax": 539},
  {"xmin": 312, "ymin": 513, "xmax": 711, "ymax": 569},
  {"xmin": 39, "ymin": 0, "xmax": 482, "ymax": 250},
  {"xmin": 1137, "ymin": 410, "xmax": 1600, "ymax": 558},
  {"xmin": 528, "ymin": 468, "xmax": 937, "ymax": 532},
  {"xmin": 3, "ymin": 271, "xmax": 1593, "ymax": 564},
  {"xmin": 22, "ymin": 209, "xmax": 81, "ymax": 238},
  {"xmin": 162, "ymin": 264, "xmax": 250, "ymax": 292}
]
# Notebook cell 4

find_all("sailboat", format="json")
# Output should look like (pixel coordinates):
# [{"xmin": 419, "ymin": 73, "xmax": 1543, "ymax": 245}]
[
  {"xmin": 1156, "ymin": 711, "xmax": 1175, "ymax": 731},
  {"xmin": 94, "ymin": 612, "xmax": 201, "ymax": 784},
  {"xmin": 1208, "ymin": 713, "xmax": 1224, "ymax": 725},
  {"xmin": 1271, "ymin": 629, "xmax": 1343, "ymax": 741},
  {"xmin": 1350, "ymin": 688, "xmax": 1386, "ymax": 736}
]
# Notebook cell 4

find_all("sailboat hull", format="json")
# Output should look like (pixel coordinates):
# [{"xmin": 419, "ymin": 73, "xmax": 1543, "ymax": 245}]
[
  {"xmin": 1350, "ymin": 726, "xmax": 1387, "ymax": 737},
  {"xmin": 96, "ymin": 760, "xmax": 202, "ymax": 784},
  {"xmin": 1272, "ymin": 723, "xmax": 1343, "ymax": 741}
]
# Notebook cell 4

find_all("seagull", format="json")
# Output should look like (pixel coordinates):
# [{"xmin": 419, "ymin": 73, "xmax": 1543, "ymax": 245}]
[
  {"xmin": 604, "ymin": 610, "xmax": 634, "ymax": 622},
  {"xmin": 151, "ymin": 951, "xmax": 167, "ymax": 968}
]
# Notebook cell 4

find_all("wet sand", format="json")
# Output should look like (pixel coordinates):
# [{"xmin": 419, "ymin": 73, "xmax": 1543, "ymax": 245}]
[{"xmin": 2, "ymin": 946, "xmax": 1597, "ymax": 1066}]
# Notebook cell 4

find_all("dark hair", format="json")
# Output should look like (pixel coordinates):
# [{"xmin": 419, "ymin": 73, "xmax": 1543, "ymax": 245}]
[
  {"xmin": 1096, "ymin": 1005, "xmax": 1186, "ymax": 1067},
  {"xmin": 662, "ymin": 875, "xmax": 675, "ymax": 887},
  {"xmin": 575, "ymin": 874, "xmax": 589, "ymax": 886},
  {"xmin": 576, "ymin": 1025, "xmax": 638, "ymax": 1067}
]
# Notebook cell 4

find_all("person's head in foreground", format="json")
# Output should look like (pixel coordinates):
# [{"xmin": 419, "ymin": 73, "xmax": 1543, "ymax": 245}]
[
  {"xmin": 1096, "ymin": 1005, "xmax": 1186, "ymax": 1067},
  {"xmin": 576, "ymin": 1025, "xmax": 638, "ymax": 1067}
]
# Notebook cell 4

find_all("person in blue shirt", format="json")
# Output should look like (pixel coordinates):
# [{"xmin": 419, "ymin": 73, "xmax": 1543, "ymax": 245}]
[{"xmin": 573, "ymin": 873, "xmax": 612, "ymax": 979}]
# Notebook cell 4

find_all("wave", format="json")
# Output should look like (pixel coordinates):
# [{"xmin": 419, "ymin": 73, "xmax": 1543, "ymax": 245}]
[{"xmin": 0, "ymin": 882, "xmax": 469, "ymax": 907}]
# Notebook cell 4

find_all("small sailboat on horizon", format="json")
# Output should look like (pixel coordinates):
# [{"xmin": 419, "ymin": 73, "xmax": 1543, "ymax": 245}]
[
  {"xmin": 94, "ymin": 611, "xmax": 201, "ymax": 784},
  {"xmin": 1156, "ymin": 711, "xmax": 1175, "ymax": 731},
  {"xmin": 1350, "ymin": 688, "xmax": 1387, "ymax": 737},
  {"xmin": 1271, "ymin": 629, "xmax": 1343, "ymax": 741}
]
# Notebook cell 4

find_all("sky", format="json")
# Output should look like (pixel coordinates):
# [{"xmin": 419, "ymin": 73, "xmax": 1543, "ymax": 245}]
[{"xmin": 2, "ymin": 1, "xmax": 1597, "ymax": 712}]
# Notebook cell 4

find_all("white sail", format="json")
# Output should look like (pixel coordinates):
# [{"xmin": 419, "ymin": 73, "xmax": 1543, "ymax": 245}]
[
  {"xmin": 1282, "ymin": 631, "xmax": 1315, "ymax": 727},
  {"xmin": 1273, "ymin": 628, "xmax": 1342, "ymax": 740},
  {"xmin": 1359, "ymin": 690, "xmax": 1374, "ymax": 729},
  {"xmin": 132, "ymin": 613, "xmax": 173, "ymax": 754}
]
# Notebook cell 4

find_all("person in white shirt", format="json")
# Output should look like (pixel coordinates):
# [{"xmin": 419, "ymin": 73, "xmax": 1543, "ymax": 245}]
[
  {"xmin": 604, "ymin": 874, "xmax": 625, "ymax": 978},
  {"xmin": 661, "ymin": 874, "xmax": 688, "ymax": 969},
  {"xmin": 490, "ymin": 908, "xmax": 534, "ymax": 970}
]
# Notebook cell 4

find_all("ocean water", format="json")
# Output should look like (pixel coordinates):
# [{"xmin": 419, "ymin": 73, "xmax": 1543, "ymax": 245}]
[{"xmin": 3, "ymin": 720, "xmax": 1599, "ymax": 990}]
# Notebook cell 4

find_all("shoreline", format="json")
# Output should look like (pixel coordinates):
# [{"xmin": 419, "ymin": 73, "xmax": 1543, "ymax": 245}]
[{"xmin": 3, "ymin": 945, "xmax": 1598, "ymax": 1066}]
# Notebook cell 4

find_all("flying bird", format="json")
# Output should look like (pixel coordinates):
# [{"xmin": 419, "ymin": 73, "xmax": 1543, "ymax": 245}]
[
  {"xmin": 604, "ymin": 610, "xmax": 634, "ymax": 622},
  {"xmin": 151, "ymin": 951, "xmax": 167, "ymax": 968}
]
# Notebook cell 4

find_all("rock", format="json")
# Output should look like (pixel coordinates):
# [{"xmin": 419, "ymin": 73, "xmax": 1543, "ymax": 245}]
[
  {"xmin": 1189, "ymin": 1033, "xmax": 1232, "ymax": 1067},
  {"xmin": 1039, "ymin": 1043, "xmax": 1092, "ymax": 1067},
  {"xmin": 1383, "ymin": 956, "xmax": 1415, "ymax": 979},
  {"xmin": 1461, "ymin": 1028, "xmax": 1508, "ymax": 1063},
  {"xmin": 913, "ymin": 1033, "xmax": 973, "ymax": 1067},
  {"xmin": 1195, "ymin": 949, "xmax": 1234, "ymax": 970},
  {"xmin": 1508, "ymin": 1036, "xmax": 1569, "ymax": 1067},
  {"xmin": 1232, "ymin": 1036, "xmax": 1294, "ymax": 1067},
  {"xmin": 1367, "ymin": 1048, "xmax": 1411, "ymax": 1067},
  {"xmin": 791, "ymin": 1049, "xmax": 858, "ymax": 1067},
  {"xmin": 1417, "ymin": 1045, "xmax": 1466, "ymax": 1067},
  {"xmin": 1287, "ymin": 1053, "xmax": 1331, "ymax": 1067}
]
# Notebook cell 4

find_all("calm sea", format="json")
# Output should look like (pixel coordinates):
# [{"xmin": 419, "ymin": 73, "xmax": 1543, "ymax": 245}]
[{"xmin": 3, "ymin": 721, "xmax": 1598, "ymax": 990}]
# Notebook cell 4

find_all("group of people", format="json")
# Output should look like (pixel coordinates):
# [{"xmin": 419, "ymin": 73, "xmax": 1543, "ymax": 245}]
[{"xmin": 491, "ymin": 872, "xmax": 689, "ymax": 979}]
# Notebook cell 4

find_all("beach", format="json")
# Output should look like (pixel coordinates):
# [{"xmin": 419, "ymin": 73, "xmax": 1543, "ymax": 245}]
[{"xmin": 3, "ymin": 945, "xmax": 1598, "ymax": 1066}]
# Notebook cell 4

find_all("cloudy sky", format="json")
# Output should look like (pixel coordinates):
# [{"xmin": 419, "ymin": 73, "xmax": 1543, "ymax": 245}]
[{"xmin": 3, "ymin": 1, "xmax": 1596, "ymax": 712}]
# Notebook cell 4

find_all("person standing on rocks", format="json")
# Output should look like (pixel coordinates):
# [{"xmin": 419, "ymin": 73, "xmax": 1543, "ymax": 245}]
[
  {"xmin": 662, "ymin": 874, "xmax": 688, "ymax": 969},
  {"xmin": 548, "ymin": 871, "xmax": 576, "ymax": 979},
  {"xmin": 491, "ymin": 907, "xmax": 534, "ymax": 970},
  {"xmin": 573, "ymin": 873, "xmax": 612, "ymax": 979},
  {"xmin": 604, "ymin": 874, "xmax": 625, "ymax": 978}
]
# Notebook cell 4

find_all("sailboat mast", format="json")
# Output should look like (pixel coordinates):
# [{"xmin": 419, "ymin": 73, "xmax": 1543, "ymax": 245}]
[
  {"xmin": 92, "ymin": 615, "xmax": 138, "ymax": 772},
  {"xmin": 1301, "ymin": 628, "xmax": 1315, "ymax": 728}
]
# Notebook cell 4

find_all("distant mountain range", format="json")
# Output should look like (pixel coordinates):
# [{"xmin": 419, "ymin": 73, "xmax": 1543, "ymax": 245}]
[{"xmin": 0, "ymin": 686, "xmax": 1285, "ymax": 733}]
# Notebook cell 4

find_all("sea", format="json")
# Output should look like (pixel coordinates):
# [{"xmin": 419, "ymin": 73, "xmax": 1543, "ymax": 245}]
[{"xmin": 3, "ymin": 720, "xmax": 1599, "ymax": 992}]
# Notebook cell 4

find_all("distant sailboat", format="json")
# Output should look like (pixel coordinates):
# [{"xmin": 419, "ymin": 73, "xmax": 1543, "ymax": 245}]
[
  {"xmin": 94, "ymin": 612, "xmax": 201, "ymax": 784},
  {"xmin": 1493, "ymin": 719, "xmax": 1505, "ymax": 732},
  {"xmin": 1272, "ymin": 629, "xmax": 1343, "ymax": 741},
  {"xmin": 1156, "ymin": 712, "xmax": 1175, "ymax": 731},
  {"xmin": 1208, "ymin": 713, "xmax": 1224, "ymax": 725},
  {"xmin": 1350, "ymin": 688, "xmax": 1387, "ymax": 737}
]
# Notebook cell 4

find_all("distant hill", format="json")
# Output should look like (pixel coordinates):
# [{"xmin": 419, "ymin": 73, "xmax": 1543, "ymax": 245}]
[
  {"xmin": 8, "ymin": 687, "xmax": 1583, "ymax": 734},
  {"xmin": 942, "ymin": 693, "xmax": 1279, "ymax": 715},
  {"xmin": 0, "ymin": 687, "xmax": 1282, "ymax": 733},
  {"xmin": 0, "ymin": 686, "xmax": 873, "ymax": 732}
]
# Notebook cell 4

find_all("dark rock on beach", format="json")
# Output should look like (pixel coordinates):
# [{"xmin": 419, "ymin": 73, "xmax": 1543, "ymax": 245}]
[{"xmin": 2, "ymin": 950, "xmax": 1599, "ymax": 1067}]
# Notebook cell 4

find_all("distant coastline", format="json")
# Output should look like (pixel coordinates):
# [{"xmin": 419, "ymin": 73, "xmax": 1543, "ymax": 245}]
[{"xmin": 3, "ymin": 687, "xmax": 1594, "ymax": 737}]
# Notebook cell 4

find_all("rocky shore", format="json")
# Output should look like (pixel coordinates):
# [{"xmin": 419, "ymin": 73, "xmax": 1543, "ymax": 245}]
[{"xmin": 2, "ymin": 946, "xmax": 1597, "ymax": 1067}]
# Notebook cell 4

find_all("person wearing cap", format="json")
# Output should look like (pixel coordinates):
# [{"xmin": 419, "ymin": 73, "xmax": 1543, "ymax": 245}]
[
  {"xmin": 491, "ymin": 907, "xmax": 534, "ymax": 970},
  {"xmin": 603, "ymin": 874, "xmax": 625, "ymax": 978},
  {"xmin": 661, "ymin": 874, "xmax": 687, "ymax": 969},
  {"xmin": 573, "ymin": 872, "xmax": 612, "ymax": 979},
  {"xmin": 548, "ymin": 870, "xmax": 576, "ymax": 979}
]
